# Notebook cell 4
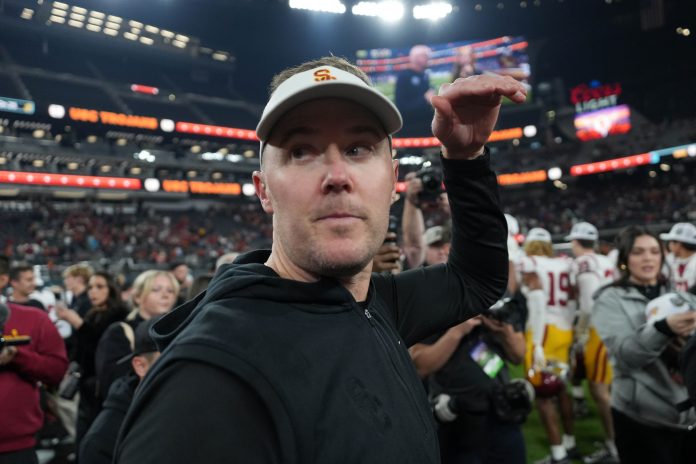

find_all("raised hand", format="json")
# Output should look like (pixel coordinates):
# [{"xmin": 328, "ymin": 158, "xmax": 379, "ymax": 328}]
[{"xmin": 430, "ymin": 74, "xmax": 527, "ymax": 159}]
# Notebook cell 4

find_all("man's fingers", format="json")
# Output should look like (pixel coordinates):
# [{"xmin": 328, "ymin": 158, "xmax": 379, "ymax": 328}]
[
  {"xmin": 430, "ymin": 95, "xmax": 454, "ymax": 136},
  {"xmin": 438, "ymin": 75, "xmax": 527, "ymax": 104}
]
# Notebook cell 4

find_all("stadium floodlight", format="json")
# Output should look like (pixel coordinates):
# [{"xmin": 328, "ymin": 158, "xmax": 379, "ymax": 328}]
[
  {"xmin": 51, "ymin": 8, "xmax": 67, "ymax": 17},
  {"xmin": 139, "ymin": 37, "xmax": 154, "ymax": 45},
  {"xmin": 129, "ymin": 20, "xmax": 144, "ymax": 28},
  {"xmin": 20, "ymin": 8, "xmax": 34, "ymax": 20},
  {"xmin": 69, "ymin": 12, "xmax": 85, "ymax": 21},
  {"xmin": 86, "ymin": 24, "xmax": 101, "ymax": 33},
  {"xmin": 68, "ymin": 19, "xmax": 84, "ymax": 28},
  {"xmin": 53, "ymin": 2, "xmax": 68, "ymax": 10},
  {"xmin": 90, "ymin": 11, "xmax": 106, "ymax": 19},
  {"xmin": 161, "ymin": 30, "xmax": 175, "ymax": 38},
  {"xmin": 145, "ymin": 25, "xmax": 160, "ymax": 34},
  {"xmin": 105, "ymin": 21, "xmax": 120, "ymax": 30},
  {"xmin": 49, "ymin": 15, "xmax": 66, "ymax": 23},
  {"xmin": 88, "ymin": 17, "xmax": 103, "ymax": 25},
  {"xmin": 175, "ymin": 34, "xmax": 190, "ymax": 42},
  {"xmin": 107, "ymin": 15, "xmax": 123, "ymax": 23},
  {"xmin": 212, "ymin": 52, "xmax": 229, "ymax": 61},
  {"xmin": 289, "ymin": 0, "xmax": 347, "ymax": 14},
  {"xmin": 172, "ymin": 40, "xmax": 187, "ymax": 48},
  {"xmin": 71, "ymin": 6, "xmax": 87, "ymax": 14},
  {"xmin": 352, "ymin": 1, "xmax": 405, "ymax": 21},
  {"xmin": 412, "ymin": 2, "xmax": 453, "ymax": 20},
  {"xmin": 547, "ymin": 167, "xmax": 562, "ymax": 181},
  {"xmin": 103, "ymin": 28, "xmax": 118, "ymax": 36},
  {"xmin": 124, "ymin": 32, "xmax": 138, "ymax": 41}
]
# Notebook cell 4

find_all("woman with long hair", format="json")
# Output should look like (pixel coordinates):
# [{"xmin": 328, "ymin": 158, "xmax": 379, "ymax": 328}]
[
  {"xmin": 56, "ymin": 271, "xmax": 128, "ymax": 447},
  {"xmin": 593, "ymin": 225, "xmax": 696, "ymax": 463},
  {"xmin": 95, "ymin": 270, "xmax": 179, "ymax": 399}
]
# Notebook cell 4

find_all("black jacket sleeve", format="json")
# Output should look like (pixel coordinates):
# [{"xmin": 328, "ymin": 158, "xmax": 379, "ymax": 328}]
[
  {"xmin": 374, "ymin": 152, "xmax": 508, "ymax": 346},
  {"xmin": 116, "ymin": 361, "xmax": 281, "ymax": 464},
  {"xmin": 95, "ymin": 323, "xmax": 132, "ymax": 399}
]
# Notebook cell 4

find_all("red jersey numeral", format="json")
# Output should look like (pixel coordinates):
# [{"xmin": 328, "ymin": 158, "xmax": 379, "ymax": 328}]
[{"xmin": 547, "ymin": 271, "xmax": 571, "ymax": 307}]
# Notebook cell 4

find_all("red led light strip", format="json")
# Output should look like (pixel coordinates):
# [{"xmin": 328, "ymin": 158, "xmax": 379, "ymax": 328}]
[
  {"xmin": 570, "ymin": 153, "xmax": 651, "ymax": 176},
  {"xmin": 176, "ymin": 122, "xmax": 258, "ymax": 140},
  {"xmin": 0, "ymin": 171, "xmax": 142, "ymax": 190}
]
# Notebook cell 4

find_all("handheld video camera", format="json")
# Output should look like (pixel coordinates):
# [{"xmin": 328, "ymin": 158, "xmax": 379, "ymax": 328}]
[{"xmin": 415, "ymin": 165, "xmax": 443, "ymax": 202}]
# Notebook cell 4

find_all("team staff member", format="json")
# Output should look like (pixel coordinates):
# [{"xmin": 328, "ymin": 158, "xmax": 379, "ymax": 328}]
[{"xmin": 115, "ymin": 56, "xmax": 526, "ymax": 463}]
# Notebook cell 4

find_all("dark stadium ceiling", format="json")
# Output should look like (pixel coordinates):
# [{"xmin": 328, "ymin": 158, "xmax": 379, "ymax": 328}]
[{"xmin": 3, "ymin": 0, "xmax": 695, "ymax": 104}]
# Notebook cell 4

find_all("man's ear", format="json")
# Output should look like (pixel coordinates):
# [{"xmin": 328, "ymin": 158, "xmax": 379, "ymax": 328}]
[
  {"xmin": 391, "ymin": 159, "xmax": 399, "ymax": 199},
  {"xmin": 131, "ymin": 356, "xmax": 148, "ymax": 380},
  {"xmin": 252, "ymin": 171, "xmax": 274, "ymax": 214}
]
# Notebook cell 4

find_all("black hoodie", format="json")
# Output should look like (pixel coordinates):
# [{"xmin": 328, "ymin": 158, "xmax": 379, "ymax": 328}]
[{"xmin": 114, "ymin": 154, "xmax": 508, "ymax": 464}]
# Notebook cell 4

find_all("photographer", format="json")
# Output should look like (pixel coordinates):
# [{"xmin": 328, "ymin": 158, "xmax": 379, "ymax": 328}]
[
  {"xmin": 0, "ymin": 255, "xmax": 68, "ymax": 464},
  {"xmin": 402, "ymin": 167, "xmax": 449, "ymax": 269},
  {"xmin": 410, "ymin": 298, "xmax": 528, "ymax": 464},
  {"xmin": 402, "ymin": 172, "xmax": 530, "ymax": 463}
]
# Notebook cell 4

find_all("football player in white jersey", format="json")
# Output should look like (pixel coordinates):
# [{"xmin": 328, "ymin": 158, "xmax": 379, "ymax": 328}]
[
  {"xmin": 566, "ymin": 222, "xmax": 619, "ymax": 463},
  {"xmin": 519, "ymin": 228, "xmax": 578, "ymax": 464},
  {"xmin": 660, "ymin": 222, "xmax": 696, "ymax": 292}
]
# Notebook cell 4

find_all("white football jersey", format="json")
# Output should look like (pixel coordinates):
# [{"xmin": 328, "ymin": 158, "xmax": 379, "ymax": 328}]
[
  {"xmin": 519, "ymin": 255, "xmax": 575, "ymax": 330},
  {"xmin": 665, "ymin": 253, "xmax": 696, "ymax": 292},
  {"xmin": 571, "ymin": 253, "xmax": 617, "ymax": 316},
  {"xmin": 571, "ymin": 253, "xmax": 618, "ymax": 287}
]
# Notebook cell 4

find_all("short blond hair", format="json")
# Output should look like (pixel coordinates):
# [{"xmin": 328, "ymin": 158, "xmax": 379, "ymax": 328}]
[
  {"xmin": 62, "ymin": 263, "xmax": 94, "ymax": 285},
  {"xmin": 131, "ymin": 270, "xmax": 180, "ymax": 308},
  {"xmin": 524, "ymin": 241, "xmax": 553, "ymax": 258},
  {"xmin": 268, "ymin": 56, "xmax": 371, "ymax": 97}
]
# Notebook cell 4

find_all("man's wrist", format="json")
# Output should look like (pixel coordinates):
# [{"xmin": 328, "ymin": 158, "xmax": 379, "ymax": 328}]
[
  {"xmin": 441, "ymin": 145, "xmax": 486, "ymax": 160},
  {"xmin": 406, "ymin": 196, "xmax": 420, "ymax": 208}
]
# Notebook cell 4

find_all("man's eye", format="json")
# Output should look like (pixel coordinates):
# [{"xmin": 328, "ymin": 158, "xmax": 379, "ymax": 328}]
[
  {"xmin": 346, "ymin": 145, "xmax": 372, "ymax": 157},
  {"xmin": 290, "ymin": 146, "xmax": 313, "ymax": 159}
]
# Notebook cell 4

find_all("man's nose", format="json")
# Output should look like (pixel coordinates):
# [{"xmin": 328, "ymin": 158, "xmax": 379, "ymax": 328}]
[{"xmin": 321, "ymin": 148, "xmax": 354, "ymax": 194}]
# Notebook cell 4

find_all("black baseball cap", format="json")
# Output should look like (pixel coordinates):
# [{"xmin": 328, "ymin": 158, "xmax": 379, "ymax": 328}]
[{"xmin": 117, "ymin": 317, "xmax": 160, "ymax": 365}]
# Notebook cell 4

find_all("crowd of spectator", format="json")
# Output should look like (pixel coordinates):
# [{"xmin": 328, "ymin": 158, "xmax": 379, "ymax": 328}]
[
  {"xmin": 2, "ymin": 159, "xmax": 694, "ymax": 274},
  {"xmin": 0, "ymin": 202, "xmax": 272, "ymax": 272}
]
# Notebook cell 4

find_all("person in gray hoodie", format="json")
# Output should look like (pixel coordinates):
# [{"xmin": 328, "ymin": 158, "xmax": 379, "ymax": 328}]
[{"xmin": 593, "ymin": 225, "xmax": 696, "ymax": 463}]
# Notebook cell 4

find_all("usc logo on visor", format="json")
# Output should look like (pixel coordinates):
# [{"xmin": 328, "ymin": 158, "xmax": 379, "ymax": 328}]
[{"xmin": 314, "ymin": 69, "xmax": 337, "ymax": 82}]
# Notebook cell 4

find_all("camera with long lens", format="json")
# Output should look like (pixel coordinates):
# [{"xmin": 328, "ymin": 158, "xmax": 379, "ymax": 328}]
[
  {"xmin": 415, "ymin": 165, "xmax": 443, "ymax": 202},
  {"xmin": 384, "ymin": 215, "xmax": 398, "ymax": 244},
  {"xmin": 432, "ymin": 378, "xmax": 534, "ymax": 425},
  {"xmin": 481, "ymin": 297, "xmax": 525, "ymax": 328}
]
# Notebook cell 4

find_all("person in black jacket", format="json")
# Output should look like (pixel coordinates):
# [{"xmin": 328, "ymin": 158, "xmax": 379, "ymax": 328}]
[
  {"xmin": 80, "ymin": 318, "xmax": 160, "ymax": 464},
  {"xmin": 56, "ymin": 271, "xmax": 128, "ymax": 447},
  {"xmin": 114, "ymin": 55, "xmax": 526, "ymax": 464}
]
